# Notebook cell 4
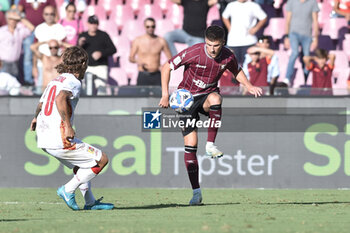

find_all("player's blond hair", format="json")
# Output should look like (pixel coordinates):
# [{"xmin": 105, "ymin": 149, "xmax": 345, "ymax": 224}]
[{"xmin": 55, "ymin": 46, "xmax": 88, "ymax": 74}]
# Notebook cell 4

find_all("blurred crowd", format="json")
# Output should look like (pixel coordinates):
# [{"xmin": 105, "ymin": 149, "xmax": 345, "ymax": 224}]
[{"xmin": 0, "ymin": 0, "xmax": 349, "ymax": 96}]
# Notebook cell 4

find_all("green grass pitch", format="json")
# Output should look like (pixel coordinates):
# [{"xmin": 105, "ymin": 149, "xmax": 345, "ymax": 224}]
[{"xmin": 0, "ymin": 188, "xmax": 350, "ymax": 233}]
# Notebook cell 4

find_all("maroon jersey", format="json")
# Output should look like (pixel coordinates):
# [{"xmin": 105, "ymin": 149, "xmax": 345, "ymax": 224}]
[
  {"xmin": 19, "ymin": 0, "xmax": 57, "ymax": 27},
  {"xmin": 169, "ymin": 43, "xmax": 240, "ymax": 96},
  {"xmin": 247, "ymin": 57, "xmax": 269, "ymax": 87},
  {"xmin": 308, "ymin": 62, "xmax": 334, "ymax": 88}
]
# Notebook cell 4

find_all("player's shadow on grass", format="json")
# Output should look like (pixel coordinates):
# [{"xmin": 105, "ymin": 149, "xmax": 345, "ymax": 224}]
[
  {"xmin": 0, "ymin": 219, "xmax": 31, "ymax": 222},
  {"xmin": 117, "ymin": 202, "xmax": 240, "ymax": 210},
  {"xmin": 265, "ymin": 201, "xmax": 350, "ymax": 205}
]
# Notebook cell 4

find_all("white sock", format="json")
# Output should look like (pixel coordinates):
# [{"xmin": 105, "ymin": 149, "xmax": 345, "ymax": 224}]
[
  {"xmin": 65, "ymin": 168, "xmax": 97, "ymax": 193},
  {"xmin": 206, "ymin": 141, "xmax": 214, "ymax": 147},
  {"xmin": 79, "ymin": 182, "xmax": 96, "ymax": 206}
]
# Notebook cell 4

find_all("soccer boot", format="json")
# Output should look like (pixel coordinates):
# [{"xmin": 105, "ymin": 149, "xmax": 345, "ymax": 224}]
[
  {"xmin": 189, "ymin": 189, "xmax": 203, "ymax": 206},
  {"xmin": 206, "ymin": 143, "xmax": 224, "ymax": 158},
  {"xmin": 84, "ymin": 197, "xmax": 114, "ymax": 210},
  {"xmin": 57, "ymin": 186, "xmax": 79, "ymax": 210}
]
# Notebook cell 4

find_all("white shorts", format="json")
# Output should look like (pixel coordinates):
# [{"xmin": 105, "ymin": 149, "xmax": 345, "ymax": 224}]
[{"xmin": 45, "ymin": 138, "xmax": 102, "ymax": 169}]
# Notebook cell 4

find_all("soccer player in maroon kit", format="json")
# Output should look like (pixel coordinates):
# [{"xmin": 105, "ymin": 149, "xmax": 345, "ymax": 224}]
[{"xmin": 159, "ymin": 25, "xmax": 262, "ymax": 205}]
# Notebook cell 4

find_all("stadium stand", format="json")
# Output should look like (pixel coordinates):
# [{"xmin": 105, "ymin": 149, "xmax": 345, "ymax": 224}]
[
  {"xmin": 321, "ymin": 18, "xmax": 348, "ymax": 41},
  {"xmin": 1, "ymin": 0, "xmax": 350, "ymax": 96}
]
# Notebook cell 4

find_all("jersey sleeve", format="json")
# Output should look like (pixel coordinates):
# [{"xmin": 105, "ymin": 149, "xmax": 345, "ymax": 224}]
[
  {"xmin": 226, "ymin": 54, "xmax": 241, "ymax": 77},
  {"xmin": 168, "ymin": 47, "xmax": 193, "ymax": 71},
  {"xmin": 61, "ymin": 79, "xmax": 80, "ymax": 99}
]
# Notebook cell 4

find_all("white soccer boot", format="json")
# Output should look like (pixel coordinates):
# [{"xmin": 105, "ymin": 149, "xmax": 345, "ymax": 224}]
[
  {"xmin": 206, "ymin": 142, "xmax": 224, "ymax": 158},
  {"xmin": 189, "ymin": 188, "xmax": 202, "ymax": 206}
]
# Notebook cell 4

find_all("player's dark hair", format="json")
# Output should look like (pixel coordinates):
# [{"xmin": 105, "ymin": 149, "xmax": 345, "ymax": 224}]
[
  {"xmin": 314, "ymin": 48, "xmax": 328, "ymax": 59},
  {"xmin": 65, "ymin": 2, "xmax": 76, "ymax": 11},
  {"xmin": 144, "ymin": 17, "xmax": 155, "ymax": 24},
  {"xmin": 257, "ymin": 35, "xmax": 270, "ymax": 43},
  {"xmin": 205, "ymin": 25, "xmax": 225, "ymax": 42},
  {"xmin": 55, "ymin": 46, "xmax": 88, "ymax": 74}
]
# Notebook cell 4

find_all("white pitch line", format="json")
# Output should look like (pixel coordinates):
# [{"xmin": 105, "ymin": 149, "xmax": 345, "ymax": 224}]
[{"xmin": 1, "ymin": 202, "xmax": 63, "ymax": 205}]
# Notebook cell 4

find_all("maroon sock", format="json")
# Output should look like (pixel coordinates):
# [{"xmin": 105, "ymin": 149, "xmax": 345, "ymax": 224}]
[
  {"xmin": 184, "ymin": 145, "xmax": 200, "ymax": 189},
  {"xmin": 207, "ymin": 104, "xmax": 222, "ymax": 143}
]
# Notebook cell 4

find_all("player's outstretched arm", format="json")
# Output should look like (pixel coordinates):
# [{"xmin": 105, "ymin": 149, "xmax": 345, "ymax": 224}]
[
  {"xmin": 56, "ymin": 90, "xmax": 75, "ymax": 141},
  {"xmin": 159, "ymin": 62, "xmax": 172, "ymax": 108},
  {"xmin": 30, "ymin": 102, "xmax": 43, "ymax": 131},
  {"xmin": 236, "ymin": 70, "xmax": 263, "ymax": 97}
]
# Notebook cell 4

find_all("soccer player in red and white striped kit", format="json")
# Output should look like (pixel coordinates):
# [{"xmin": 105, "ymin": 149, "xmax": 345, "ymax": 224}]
[{"xmin": 159, "ymin": 25, "xmax": 262, "ymax": 205}]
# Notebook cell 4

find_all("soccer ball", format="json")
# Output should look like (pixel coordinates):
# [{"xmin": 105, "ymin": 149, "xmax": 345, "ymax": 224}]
[{"xmin": 169, "ymin": 89, "xmax": 194, "ymax": 113}]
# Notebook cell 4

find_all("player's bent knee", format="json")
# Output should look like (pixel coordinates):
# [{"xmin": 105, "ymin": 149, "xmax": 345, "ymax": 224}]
[
  {"xmin": 207, "ymin": 93, "xmax": 222, "ymax": 105},
  {"xmin": 184, "ymin": 131, "xmax": 198, "ymax": 147},
  {"xmin": 97, "ymin": 152, "xmax": 108, "ymax": 168}
]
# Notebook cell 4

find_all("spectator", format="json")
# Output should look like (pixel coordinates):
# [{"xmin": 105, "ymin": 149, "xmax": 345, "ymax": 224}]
[
  {"xmin": 303, "ymin": 49, "xmax": 336, "ymax": 95},
  {"xmin": 164, "ymin": 0, "xmax": 218, "ymax": 56},
  {"xmin": 59, "ymin": 2, "xmax": 83, "ymax": 46},
  {"xmin": 332, "ymin": 0, "xmax": 350, "ymax": 23},
  {"xmin": 18, "ymin": 0, "xmax": 57, "ymax": 86},
  {"xmin": 243, "ymin": 35, "xmax": 280, "ymax": 93},
  {"xmin": 222, "ymin": 0, "xmax": 267, "ymax": 65},
  {"xmin": 129, "ymin": 17, "xmax": 172, "ymax": 86},
  {"xmin": 78, "ymin": 15, "xmax": 116, "ymax": 92},
  {"xmin": 60, "ymin": 0, "xmax": 86, "ymax": 20},
  {"xmin": 33, "ymin": 5, "xmax": 66, "ymax": 91},
  {"xmin": 245, "ymin": 46, "xmax": 274, "ymax": 88},
  {"xmin": 0, "ymin": 9, "xmax": 34, "ymax": 78},
  {"xmin": 31, "ymin": 39, "xmax": 72, "ymax": 91},
  {"xmin": 284, "ymin": 0, "xmax": 319, "ymax": 86}
]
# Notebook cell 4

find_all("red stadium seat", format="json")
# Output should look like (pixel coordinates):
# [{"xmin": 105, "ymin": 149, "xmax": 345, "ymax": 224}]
[
  {"xmin": 169, "ymin": 3, "xmax": 183, "ymax": 29},
  {"xmin": 333, "ymin": 67, "xmax": 350, "ymax": 89},
  {"xmin": 318, "ymin": 1, "xmax": 333, "ymax": 29},
  {"xmin": 155, "ymin": 0, "xmax": 173, "ymax": 18},
  {"xmin": 322, "ymin": 18, "xmax": 348, "ymax": 40},
  {"xmin": 274, "ymin": 50, "xmax": 304, "ymax": 87},
  {"xmin": 207, "ymin": 4, "xmax": 220, "ymax": 26},
  {"xmin": 138, "ymin": 3, "xmax": 164, "ymax": 20},
  {"xmin": 112, "ymin": 36, "xmax": 131, "ymax": 57},
  {"xmin": 114, "ymin": 4, "xmax": 138, "ymax": 33},
  {"xmin": 342, "ymin": 34, "xmax": 350, "ymax": 61},
  {"xmin": 330, "ymin": 50, "xmax": 349, "ymax": 70},
  {"xmin": 263, "ymin": 18, "xmax": 286, "ymax": 42},
  {"xmin": 123, "ymin": 20, "xmax": 145, "ymax": 40},
  {"xmin": 156, "ymin": 18, "xmax": 175, "ymax": 36},
  {"xmin": 109, "ymin": 67, "xmax": 129, "ymax": 86}
]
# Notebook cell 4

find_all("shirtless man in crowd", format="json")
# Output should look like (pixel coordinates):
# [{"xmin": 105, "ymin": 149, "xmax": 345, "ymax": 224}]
[
  {"xmin": 31, "ymin": 39, "xmax": 71, "ymax": 91},
  {"xmin": 129, "ymin": 17, "xmax": 172, "ymax": 86}
]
